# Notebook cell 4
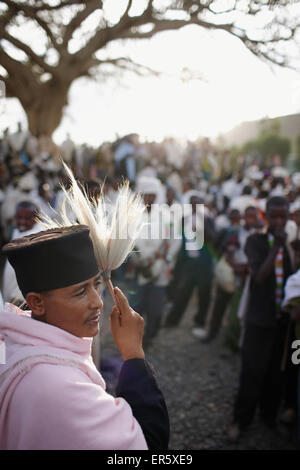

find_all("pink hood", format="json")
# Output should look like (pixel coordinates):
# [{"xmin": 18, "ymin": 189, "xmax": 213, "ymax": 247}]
[{"xmin": 0, "ymin": 303, "xmax": 147, "ymax": 450}]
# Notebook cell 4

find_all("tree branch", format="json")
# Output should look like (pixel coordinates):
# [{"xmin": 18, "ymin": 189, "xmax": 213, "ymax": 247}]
[
  {"xmin": 0, "ymin": 48, "xmax": 40, "ymax": 104},
  {"xmin": 116, "ymin": 15, "xmax": 298, "ymax": 67},
  {"xmin": 62, "ymin": 0, "xmax": 102, "ymax": 46},
  {"xmin": 118, "ymin": 17, "xmax": 235, "ymax": 40},
  {"xmin": 73, "ymin": 2, "xmax": 154, "ymax": 62},
  {"xmin": 1, "ymin": 0, "xmax": 60, "ymax": 48},
  {"xmin": 1, "ymin": 0, "xmax": 86, "ymax": 13},
  {"xmin": 0, "ymin": 47, "xmax": 36, "ymax": 82},
  {"xmin": 1, "ymin": 32, "xmax": 55, "ymax": 73},
  {"xmin": 123, "ymin": 0, "xmax": 134, "ymax": 18},
  {"xmin": 0, "ymin": 0, "xmax": 299, "ymax": 137},
  {"xmin": 88, "ymin": 56, "xmax": 161, "ymax": 77}
]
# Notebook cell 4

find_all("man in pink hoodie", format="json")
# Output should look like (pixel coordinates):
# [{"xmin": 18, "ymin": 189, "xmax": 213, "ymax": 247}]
[{"xmin": 0, "ymin": 225, "xmax": 169, "ymax": 450}]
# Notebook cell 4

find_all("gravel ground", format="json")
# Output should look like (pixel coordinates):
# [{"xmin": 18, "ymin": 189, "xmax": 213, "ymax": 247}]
[{"xmin": 97, "ymin": 284, "xmax": 298, "ymax": 450}]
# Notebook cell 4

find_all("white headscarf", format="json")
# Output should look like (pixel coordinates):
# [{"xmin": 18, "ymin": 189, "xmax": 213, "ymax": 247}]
[
  {"xmin": 292, "ymin": 173, "xmax": 300, "ymax": 188},
  {"xmin": 18, "ymin": 172, "xmax": 38, "ymax": 191},
  {"xmin": 282, "ymin": 269, "xmax": 300, "ymax": 309},
  {"xmin": 135, "ymin": 176, "xmax": 165, "ymax": 204}
]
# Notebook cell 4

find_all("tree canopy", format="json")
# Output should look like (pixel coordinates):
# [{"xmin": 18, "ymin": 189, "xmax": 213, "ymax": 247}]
[{"xmin": 0, "ymin": 0, "xmax": 299, "ymax": 137}]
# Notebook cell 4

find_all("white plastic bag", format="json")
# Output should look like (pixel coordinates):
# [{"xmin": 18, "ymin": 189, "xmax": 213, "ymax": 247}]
[{"xmin": 215, "ymin": 257, "xmax": 235, "ymax": 293}]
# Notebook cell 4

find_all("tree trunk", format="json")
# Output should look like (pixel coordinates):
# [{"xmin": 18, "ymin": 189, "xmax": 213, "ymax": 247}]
[{"xmin": 21, "ymin": 79, "xmax": 71, "ymax": 138}]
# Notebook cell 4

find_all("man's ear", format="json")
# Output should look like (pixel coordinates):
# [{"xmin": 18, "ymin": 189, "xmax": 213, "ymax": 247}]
[{"xmin": 25, "ymin": 292, "xmax": 46, "ymax": 316}]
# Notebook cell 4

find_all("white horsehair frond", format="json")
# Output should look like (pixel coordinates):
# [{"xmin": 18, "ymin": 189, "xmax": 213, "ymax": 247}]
[{"xmin": 37, "ymin": 162, "xmax": 146, "ymax": 304}]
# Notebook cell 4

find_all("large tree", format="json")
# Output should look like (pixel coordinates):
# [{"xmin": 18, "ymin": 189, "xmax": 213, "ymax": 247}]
[{"xmin": 0, "ymin": 0, "xmax": 299, "ymax": 137}]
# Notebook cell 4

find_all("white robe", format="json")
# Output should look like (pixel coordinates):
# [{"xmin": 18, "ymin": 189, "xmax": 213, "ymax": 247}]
[{"xmin": 135, "ymin": 205, "xmax": 181, "ymax": 286}]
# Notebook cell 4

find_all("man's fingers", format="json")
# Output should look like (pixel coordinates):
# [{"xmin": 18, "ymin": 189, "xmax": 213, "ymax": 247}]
[
  {"xmin": 111, "ymin": 305, "xmax": 120, "ymax": 315},
  {"xmin": 114, "ymin": 287, "xmax": 130, "ymax": 312},
  {"xmin": 110, "ymin": 306, "xmax": 121, "ymax": 328}
]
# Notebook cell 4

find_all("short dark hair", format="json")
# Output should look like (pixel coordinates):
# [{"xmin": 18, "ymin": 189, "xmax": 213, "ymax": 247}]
[
  {"xmin": 85, "ymin": 180, "xmax": 101, "ymax": 191},
  {"xmin": 266, "ymin": 196, "xmax": 289, "ymax": 213},
  {"xmin": 229, "ymin": 208, "xmax": 241, "ymax": 217},
  {"xmin": 245, "ymin": 206, "xmax": 257, "ymax": 215},
  {"xmin": 242, "ymin": 185, "xmax": 252, "ymax": 195},
  {"xmin": 16, "ymin": 201, "xmax": 39, "ymax": 214}
]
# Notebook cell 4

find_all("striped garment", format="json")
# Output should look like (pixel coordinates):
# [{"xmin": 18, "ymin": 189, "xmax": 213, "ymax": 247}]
[
  {"xmin": 269, "ymin": 234, "xmax": 284, "ymax": 317},
  {"xmin": 275, "ymin": 246, "xmax": 284, "ymax": 315}
]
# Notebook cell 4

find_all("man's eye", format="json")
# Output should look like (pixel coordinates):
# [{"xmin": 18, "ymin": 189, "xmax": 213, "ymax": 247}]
[
  {"xmin": 75, "ymin": 289, "xmax": 85, "ymax": 296},
  {"xmin": 94, "ymin": 280, "xmax": 102, "ymax": 289}
]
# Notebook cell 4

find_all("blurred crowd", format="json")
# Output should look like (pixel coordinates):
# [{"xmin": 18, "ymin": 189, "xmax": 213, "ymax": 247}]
[{"xmin": 1, "ymin": 123, "xmax": 300, "ymax": 444}]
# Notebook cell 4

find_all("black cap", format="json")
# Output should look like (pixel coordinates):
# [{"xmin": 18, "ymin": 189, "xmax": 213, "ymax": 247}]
[{"xmin": 3, "ymin": 225, "xmax": 99, "ymax": 297}]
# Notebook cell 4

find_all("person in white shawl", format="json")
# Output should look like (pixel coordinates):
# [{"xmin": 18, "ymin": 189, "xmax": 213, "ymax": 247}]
[
  {"xmin": 229, "ymin": 185, "xmax": 257, "ymax": 214},
  {"xmin": 129, "ymin": 176, "xmax": 180, "ymax": 347}
]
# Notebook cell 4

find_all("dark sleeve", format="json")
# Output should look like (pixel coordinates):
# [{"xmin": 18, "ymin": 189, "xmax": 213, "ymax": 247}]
[
  {"xmin": 115, "ymin": 358, "xmax": 170, "ymax": 450},
  {"xmin": 204, "ymin": 216, "xmax": 216, "ymax": 245},
  {"xmin": 244, "ymin": 234, "xmax": 266, "ymax": 279},
  {"xmin": 214, "ymin": 227, "xmax": 228, "ymax": 255}
]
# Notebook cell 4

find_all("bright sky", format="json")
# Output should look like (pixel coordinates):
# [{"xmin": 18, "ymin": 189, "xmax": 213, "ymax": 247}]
[{"xmin": 2, "ymin": 22, "xmax": 300, "ymax": 147}]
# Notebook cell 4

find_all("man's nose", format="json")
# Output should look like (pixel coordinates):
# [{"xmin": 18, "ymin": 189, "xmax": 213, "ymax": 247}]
[{"xmin": 89, "ymin": 287, "xmax": 103, "ymax": 310}]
